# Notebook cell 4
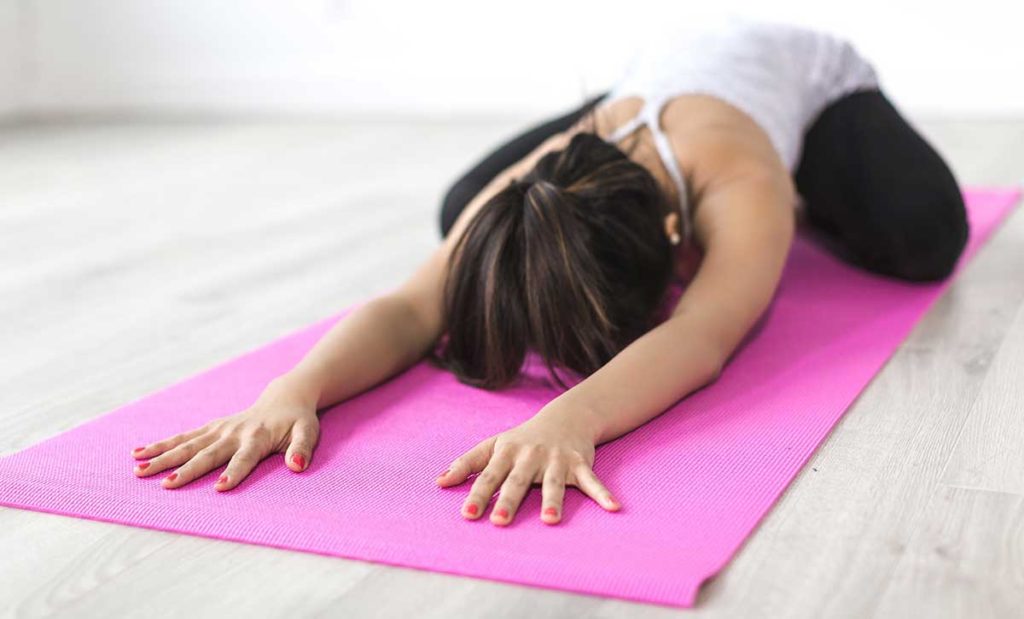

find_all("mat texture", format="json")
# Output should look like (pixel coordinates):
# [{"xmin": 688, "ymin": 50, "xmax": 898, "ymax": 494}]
[{"xmin": 0, "ymin": 188, "xmax": 1019, "ymax": 608}]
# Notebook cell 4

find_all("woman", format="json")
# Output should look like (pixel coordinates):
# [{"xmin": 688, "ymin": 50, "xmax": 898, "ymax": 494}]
[{"xmin": 130, "ymin": 18, "xmax": 968, "ymax": 527}]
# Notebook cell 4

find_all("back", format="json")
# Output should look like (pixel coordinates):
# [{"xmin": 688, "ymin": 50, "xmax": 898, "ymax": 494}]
[{"xmin": 606, "ymin": 16, "xmax": 879, "ymax": 171}]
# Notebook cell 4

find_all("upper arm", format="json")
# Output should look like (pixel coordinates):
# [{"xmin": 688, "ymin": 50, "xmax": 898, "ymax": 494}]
[{"xmin": 672, "ymin": 167, "xmax": 796, "ymax": 369}]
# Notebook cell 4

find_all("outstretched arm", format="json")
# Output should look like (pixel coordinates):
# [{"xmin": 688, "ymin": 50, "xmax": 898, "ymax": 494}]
[
  {"xmin": 437, "ymin": 167, "xmax": 795, "ymax": 526},
  {"xmin": 562, "ymin": 169, "xmax": 797, "ymax": 443}
]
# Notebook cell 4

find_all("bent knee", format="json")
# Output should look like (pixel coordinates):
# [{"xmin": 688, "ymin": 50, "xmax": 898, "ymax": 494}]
[{"xmin": 877, "ymin": 196, "xmax": 970, "ymax": 281}]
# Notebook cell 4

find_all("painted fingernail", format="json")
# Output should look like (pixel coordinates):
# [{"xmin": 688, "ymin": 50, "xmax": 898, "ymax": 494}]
[
  {"xmin": 132, "ymin": 446, "xmax": 145, "ymax": 453},
  {"xmin": 291, "ymin": 454, "xmax": 305, "ymax": 469},
  {"xmin": 543, "ymin": 507, "xmax": 558, "ymax": 516},
  {"xmin": 165, "ymin": 472, "xmax": 178, "ymax": 482},
  {"xmin": 495, "ymin": 508, "xmax": 509, "ymax": 519},
  {"xmin": 466, "ymin": 503, "xmax": 479, "ymax": 516},
  {"xmin": 438, "ymin": 469, "xmax": 449, "ymax": 478},
  {"xmin": 136, "ymin": 462, "xmax": 150, "ymax": 470},
  {"xmin": 217, "ymin": 475, "xmax": 229, "ymax": 485}
]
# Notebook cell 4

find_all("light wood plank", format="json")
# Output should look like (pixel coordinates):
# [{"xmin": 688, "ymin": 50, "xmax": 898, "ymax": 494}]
[
  {"xmin": 873, "ymin": 486, "xmax": 1024, "ymax": 619},
  {"xmin": 940, "ymin": 298, "xmax": 1024, "ymax": 495}
]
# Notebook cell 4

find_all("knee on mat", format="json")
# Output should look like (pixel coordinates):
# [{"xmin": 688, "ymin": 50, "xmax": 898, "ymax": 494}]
[{"xmin": 875, "ymin": 195, "xmax": 970, "ymax": 282}]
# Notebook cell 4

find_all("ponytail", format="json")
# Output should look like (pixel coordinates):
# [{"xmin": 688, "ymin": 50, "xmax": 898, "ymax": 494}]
[{"xmin": 429, "ymin": 131, "xmax": 675, "ymax": 390}]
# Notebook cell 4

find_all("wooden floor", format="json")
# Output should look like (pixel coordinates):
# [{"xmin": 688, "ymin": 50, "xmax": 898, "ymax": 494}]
[{"xmin": 0, "ymin": 116, "xmax": 1021, "ymax": 618}]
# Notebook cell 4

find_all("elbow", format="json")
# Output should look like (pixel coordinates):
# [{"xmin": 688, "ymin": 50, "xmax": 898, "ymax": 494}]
[
  {"xmin": 706, "ymin": 359, "xmax": 723, "ymax": 384},
  {"xmin": 702, "ymin": 350, "xmax": 724, "ymax": 384}
]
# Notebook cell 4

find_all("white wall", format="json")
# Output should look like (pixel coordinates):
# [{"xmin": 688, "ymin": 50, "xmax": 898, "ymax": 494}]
[
  {"xmin": 4, "ymin": 0, "xmax": 1024, "ymax": 119},
  {"xmin": 0, "ymin": 1, "xmax": 25, "ymax": 117}
]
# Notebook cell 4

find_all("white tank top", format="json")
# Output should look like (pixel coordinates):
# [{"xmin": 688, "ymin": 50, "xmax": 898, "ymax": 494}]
[{"xmin": 603, "ymin": 17, "xmax": 880, "ymax": 246}]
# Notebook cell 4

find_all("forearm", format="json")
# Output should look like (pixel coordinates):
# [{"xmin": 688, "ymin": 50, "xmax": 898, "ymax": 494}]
[
  {"xmin": 557, "ymin": 311, "xmax": 724, "ymax": 445},
  {"xmin": 273, "ymin": 294, "xmax": 438, "ymax": 410},
  {"xmin": 560, "ymin": 173, "xmax": 792, "ymax": 445}
]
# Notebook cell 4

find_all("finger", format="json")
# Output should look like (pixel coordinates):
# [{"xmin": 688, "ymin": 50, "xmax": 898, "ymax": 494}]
[
  {"xmin": 540, "ymin": 459, "xmax": 569, "ymax": 525},
  {"xmin": 136, "ymin": 433, "xmax": 216, "ymax": 478},
  {"xmin": 132, "ymin": 426, "xmax": 207, "ymax": 459},
  {"xmin": 285, "ymin": 416, "xmax": 319, "ymax": 473},
  {"xmin": 490, "ymin": 457, "xmax": 541, "ymax": 526},
  {"xmin": 216, "ymin": 442, "xmax": 267, "ymax": 491},
  {"xmin": 155, "ymin": 435, "xmax": 221, "ymax": 488},
  {"xmin": 437, "ymin": 437, "xmax": 494, "ymax": 487},
  {"xmin": 462, "ymin": 450, "xmax": 513, "ymax": 520},
  {"xmin": 163, "ymin": 438, "xmax": 234, "ymax": 488},
  {"xmin": 572, "ymin": 464, "xmax": 620, "ymax": 511}
]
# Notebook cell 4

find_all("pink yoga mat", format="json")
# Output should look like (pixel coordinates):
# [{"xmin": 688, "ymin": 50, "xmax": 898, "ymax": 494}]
[{"xmin": 0, "ymin": 188, "xmax": 1019, "ymax": 608}]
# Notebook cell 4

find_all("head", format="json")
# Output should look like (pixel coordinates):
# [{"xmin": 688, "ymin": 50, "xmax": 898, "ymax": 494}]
[{"xmin": 428, "ymin": 128, "xmax": 681, "ymax": 391}]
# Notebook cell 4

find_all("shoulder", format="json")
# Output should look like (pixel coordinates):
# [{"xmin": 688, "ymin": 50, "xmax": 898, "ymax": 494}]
[
  {"xmin": 663, "ymin": 96, "xmax": 792, "ymax": 202},
  {"xmin": 690, "ymin": 160, "xmax": 796, "ymax": 264},
  {"xmin": 679, "ymin": 118, "xmax": 796, "ymax": 254}
]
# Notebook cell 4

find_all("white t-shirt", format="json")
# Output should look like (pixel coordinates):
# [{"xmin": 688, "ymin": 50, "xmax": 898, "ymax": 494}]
[{"xmin": 603, "ymin": 17, "xmax": 880, "ymax": 246}]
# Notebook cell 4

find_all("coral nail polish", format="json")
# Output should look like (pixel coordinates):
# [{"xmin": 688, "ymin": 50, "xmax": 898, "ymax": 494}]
[
  {"xmin": 495, "ymin": 508, "xmax": 509, "ymax": 519},
  {"xmin": 543, "ymin": 507, "xmax": 558, "ymax": 516},
  {"xmin": 132, "ymin": 446, "xmax": 145, "ymax": 453},
  {"xmin": 291, "ymin": 454, "xmax": 305, "ymax": 469},
  {"xmin": 137, "ymin": 462, "xmax": 150, "ymax": 470},
  {"xmin": 466, "ymin": 504, "xmax": 479, "ymax": 516},
  {"xmin": 165, "ymin": 473, "xmax": 178, "ymax": 482},
  {"xmin": 217, "ymin": 475, "xmax": 229, "ymax": 485}
]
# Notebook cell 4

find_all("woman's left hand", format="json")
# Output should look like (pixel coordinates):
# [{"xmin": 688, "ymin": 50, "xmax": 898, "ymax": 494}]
[{"xmin": 435, "ymin": 398, "xmax": 621, "ymax": 526}]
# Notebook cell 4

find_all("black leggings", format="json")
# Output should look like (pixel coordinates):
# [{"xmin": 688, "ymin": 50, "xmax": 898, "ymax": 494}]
[{"xmin": 438, "ymin": 89, "xmax": 969, "ymax": 282}]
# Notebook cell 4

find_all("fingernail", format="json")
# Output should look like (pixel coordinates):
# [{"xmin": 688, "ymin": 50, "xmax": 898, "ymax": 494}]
[
  {"xmin": 438, "ymin": 469, "xmax": 449, "ymax": 478},
  {"xmin": 466, "ymin": 503, "xmax": 479, "ymax": 516},
  {"xmin": 495, "ymin": 508, "xmax": 509, "ymax": 519},
  {"xmin": 165, "ymin": 472, "xmax": 178, "ymax": 482},
  {"xmin": 291, "ymin": 454, "xmax": 305, "ymax": 469},
  {"xmin": 132, "ymin": 446, "xmax": 145, "ymax": 453},
  {"xmin": 607, "ymin": 495, "xmax": 619, "ymax": 506},
  {"xmin": 137, "ymin": 462, "xmax": 150, "ymax": 470},
  {"xmin": 217, "ymin": 475, "xmax": 228, "ymax": 485},
  {"xmin": 543, "ymin": 507, "xmax": 558, "ymax": 516}
]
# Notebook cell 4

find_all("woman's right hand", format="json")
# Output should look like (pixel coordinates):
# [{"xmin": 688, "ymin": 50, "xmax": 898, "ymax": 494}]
[{"xmin": 130, "ymin": 377, "xmax": 322, "ymax": 490}]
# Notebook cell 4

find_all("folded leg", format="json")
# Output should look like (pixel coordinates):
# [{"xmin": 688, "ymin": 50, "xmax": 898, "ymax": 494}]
[{"xmin": 794, "ymin": 89, "xmax": 969, "ymax": 281}]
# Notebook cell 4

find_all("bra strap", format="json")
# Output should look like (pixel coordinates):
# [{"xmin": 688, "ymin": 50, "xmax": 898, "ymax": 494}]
[
  {"xmin": 646, "ymin": 106, "xmax": 693, "ymax": 243},
  {"xmin": 605, "ymin": 96, "xmax": 694, "ymax": 245},
  {"xmin": 607, "ymin": 113, "xmax": 645, "ymax": 143}
]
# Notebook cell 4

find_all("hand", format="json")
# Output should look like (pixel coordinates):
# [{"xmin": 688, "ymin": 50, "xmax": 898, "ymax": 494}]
[
  {"xmin": 129, "ymin": 377, "xmax": 321, "ymax": 490},
  {"xmin": 436, "ymin": 399, "xmax": 620, "ymax": 526}
]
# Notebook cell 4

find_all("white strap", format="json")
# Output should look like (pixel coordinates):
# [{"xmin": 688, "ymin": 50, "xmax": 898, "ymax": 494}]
[
  {"xmin": 646, "ymin": 106, "xmax": 693, "ymax": 243},
  {"xmin": 606, "ymin": 98, "xmax": 693, "ymax": 245},
  {"xmin": 607, "ymin": 113, "xmax": 645, "ymax": 143}
]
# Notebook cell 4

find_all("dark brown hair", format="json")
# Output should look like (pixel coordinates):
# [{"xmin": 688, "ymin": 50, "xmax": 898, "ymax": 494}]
[{"xmin": 428, "ymin": 112, "xmax": 678, "ymax": 391}]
